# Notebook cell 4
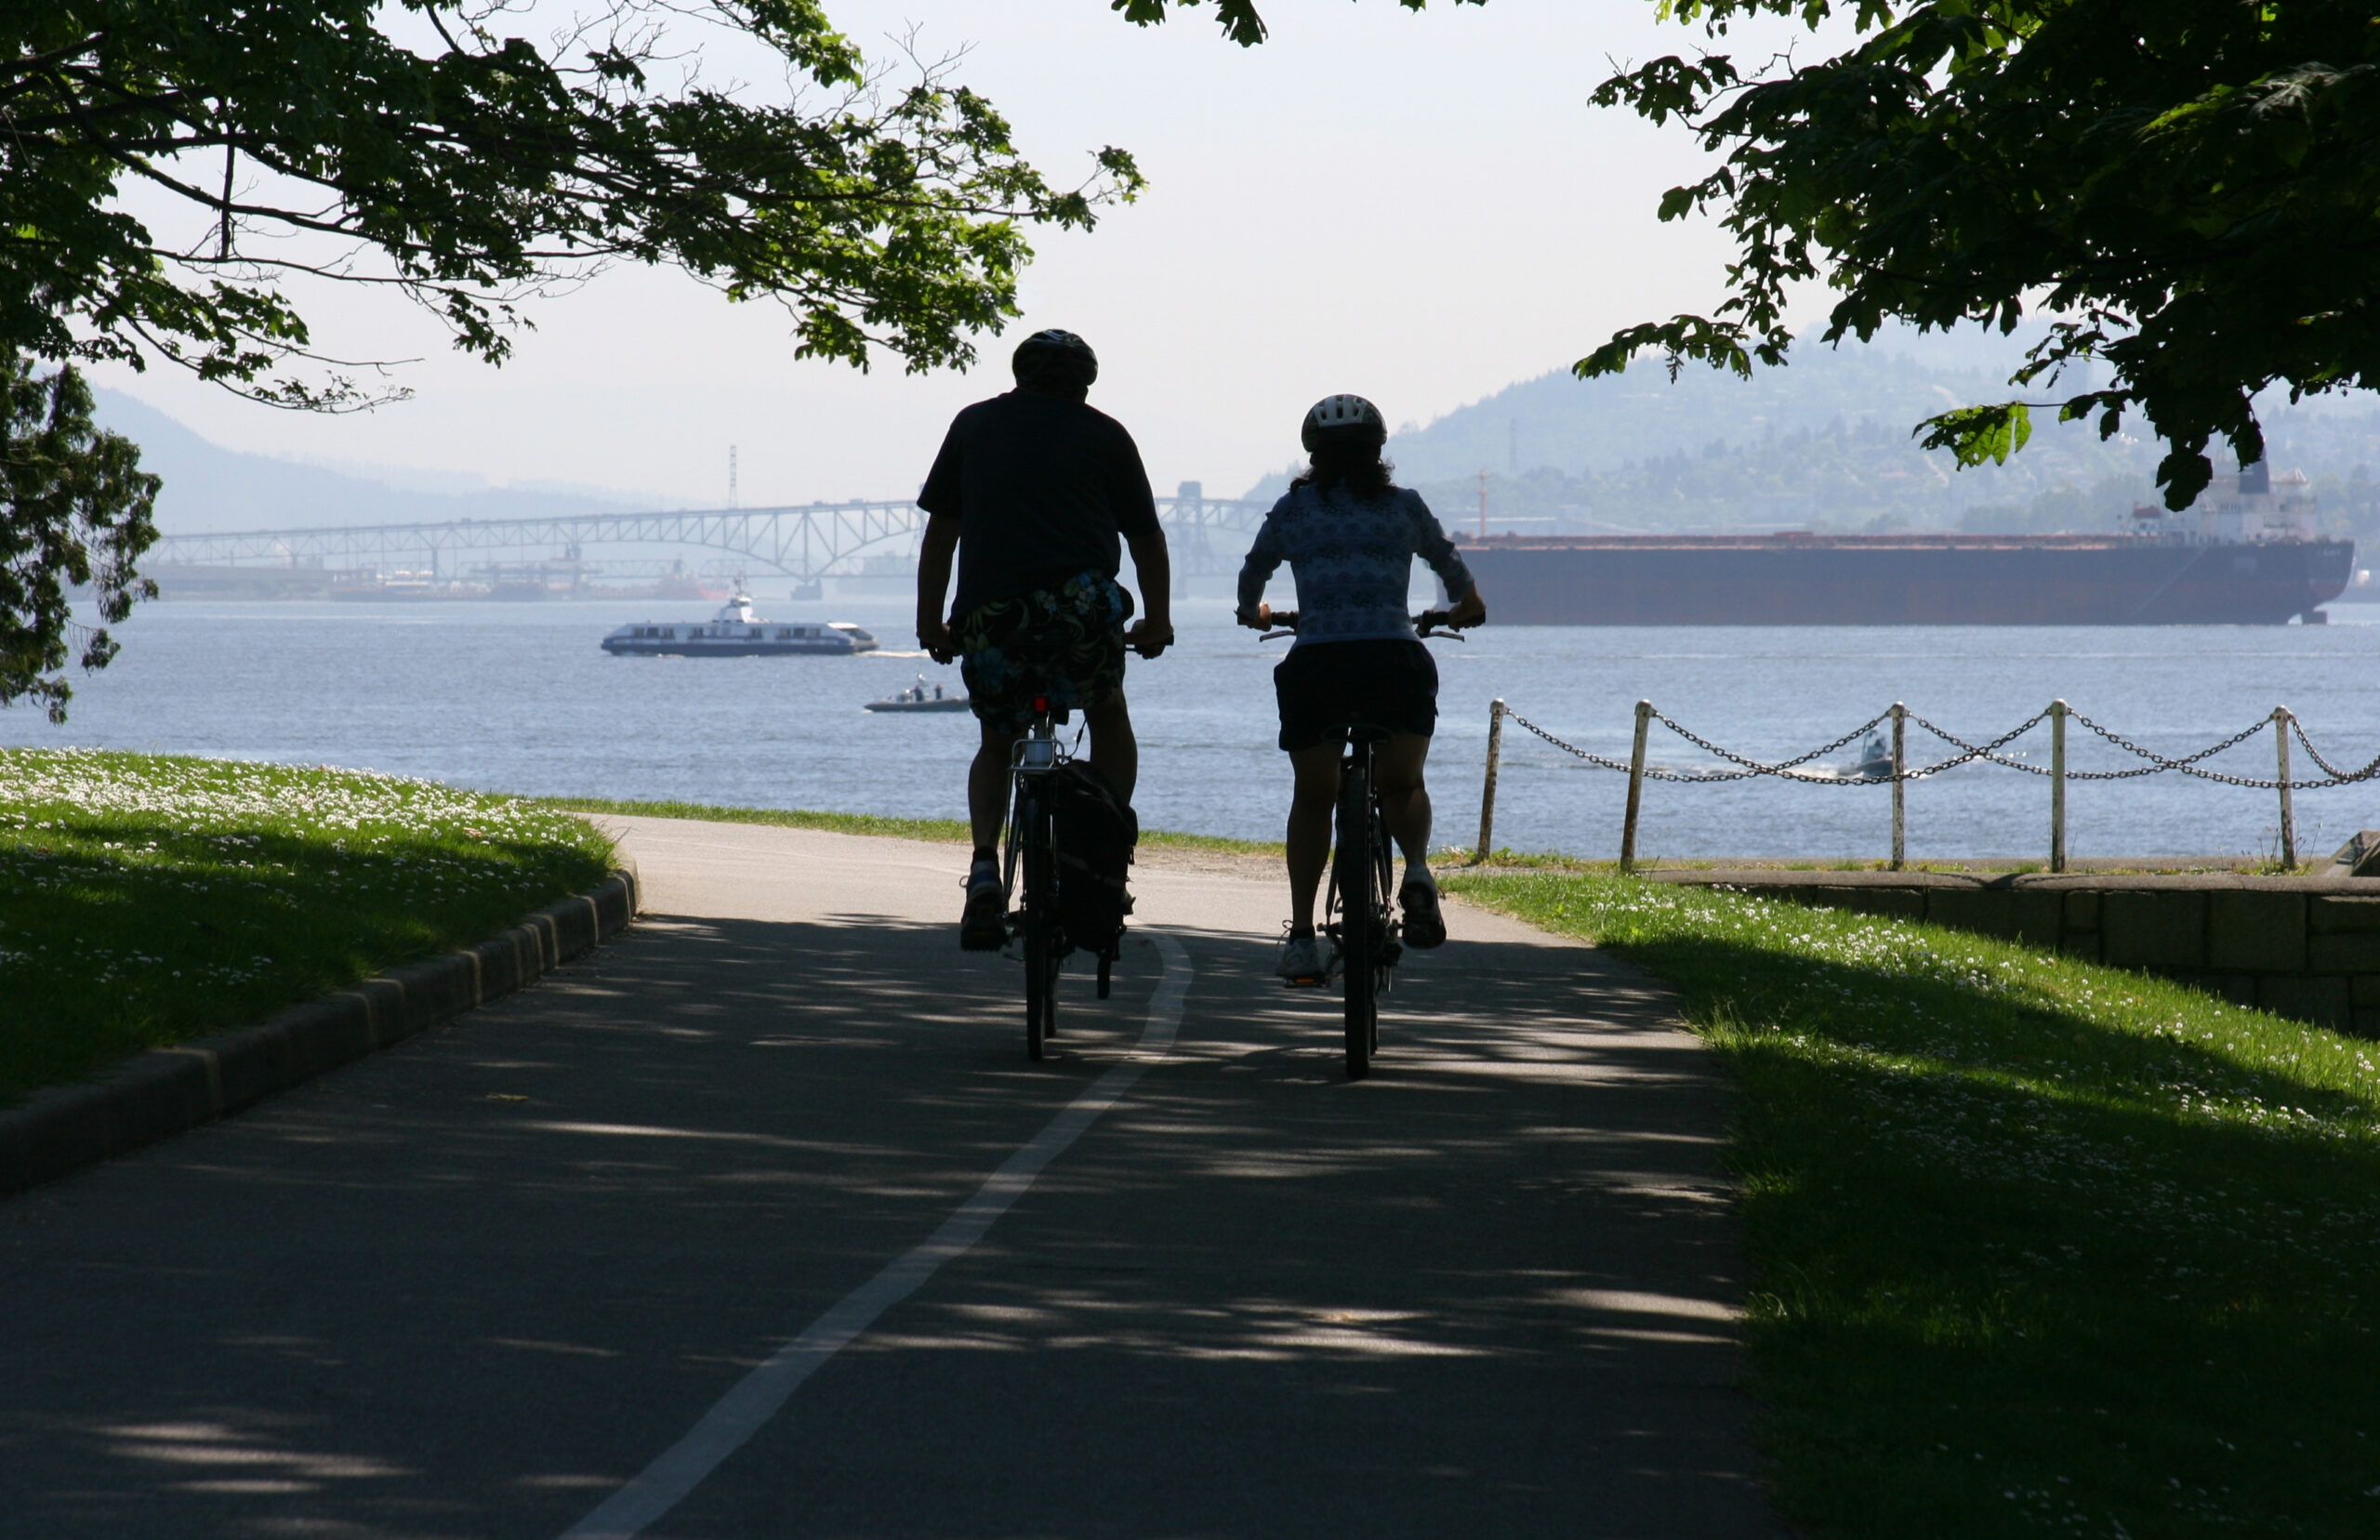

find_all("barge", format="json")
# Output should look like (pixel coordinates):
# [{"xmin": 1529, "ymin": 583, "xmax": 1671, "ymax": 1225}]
[
  {"xmin": 1454, "ymin": 462, "xmax": 2354, "ymax": 626},
  {"xmin": 1456, "ymin": 532, "xmax": 2355, "ymax": 625}
]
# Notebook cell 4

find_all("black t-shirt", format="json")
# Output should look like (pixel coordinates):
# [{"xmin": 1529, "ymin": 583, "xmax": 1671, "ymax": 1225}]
[{"xmin": 917, "ymin": 389, "xmax": 1161, "ymax": 618}]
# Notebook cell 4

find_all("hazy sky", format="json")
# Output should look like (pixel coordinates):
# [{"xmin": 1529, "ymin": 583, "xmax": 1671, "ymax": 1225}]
[{"xmin": 91, "ymin": 1, "xmax": 1838, "ymax": 506}]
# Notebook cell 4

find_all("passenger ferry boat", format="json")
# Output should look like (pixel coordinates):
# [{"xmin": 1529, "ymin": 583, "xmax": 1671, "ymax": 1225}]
[{"xmin": 600, "ymin": 596, "xmax": 878, "ymax": 657}]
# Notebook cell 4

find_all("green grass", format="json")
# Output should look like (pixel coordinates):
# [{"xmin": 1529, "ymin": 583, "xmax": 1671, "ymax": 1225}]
[
  {"xmin": 542, "ymin": 793, "xmax": 1286, "ymax": 858},
  {"xmin": 540, "ymin": 795, "xmax": 974, "ymax": 845},
  {"xmin": 0, "ymin": 749, "xmax": 615, "ymax": 1106},
  {"xmin": 1444, "ymin": 869, "xmax": 2380, "ymax": 1538}
]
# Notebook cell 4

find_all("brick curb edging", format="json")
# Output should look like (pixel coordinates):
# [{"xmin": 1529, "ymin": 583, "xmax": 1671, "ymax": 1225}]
[{"xmin": 0, "ymin": 871, "xmax": 639, "ymax": 1200}]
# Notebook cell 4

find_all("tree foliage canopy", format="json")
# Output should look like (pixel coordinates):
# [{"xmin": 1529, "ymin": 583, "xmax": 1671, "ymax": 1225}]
[
  {"xmin": 1111, "ymin": 0, "xmax": 1464, "ymax": 48},
  {"xmin": 1130, "ymin": 0, "xmax": 2380, "ymax": 511},
  {"xmin": 0, "ymin": 362, "xmax": 156, "ymax": 721},
  {"xmin": 1585, "ymin": 0, "xmax": 2380, "ymax": 508},
  {"xmin": 12, "ymin": 1, "xmax": 1141, "ymax": 402},
  {"xmin": 5, "ymin": 0, "xmax": 1139, "ymax": 713}
]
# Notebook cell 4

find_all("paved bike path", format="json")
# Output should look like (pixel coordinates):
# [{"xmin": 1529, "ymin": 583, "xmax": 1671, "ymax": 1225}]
[{"xmin": 0, "ymin": 816, "xmax": 1783, "ymax": 1538}]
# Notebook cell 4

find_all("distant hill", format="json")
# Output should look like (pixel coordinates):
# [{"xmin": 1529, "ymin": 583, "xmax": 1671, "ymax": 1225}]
[
  {"xmin": 1242, "ymin": 334, "xmax": 2380, "ymax": 540},
  {"xmin": 91, "ymin": 389, "xmax": 686, "ymax": 533},
  {"xmin": 1386, "ymin": 343, "xmax": 2016, "ymax": 484}
]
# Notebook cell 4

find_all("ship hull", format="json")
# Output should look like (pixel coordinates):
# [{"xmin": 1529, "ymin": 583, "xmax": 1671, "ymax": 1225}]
[{"xmin": 1457, "ymin": 535, "xmax": 2355, "ymax": 625}]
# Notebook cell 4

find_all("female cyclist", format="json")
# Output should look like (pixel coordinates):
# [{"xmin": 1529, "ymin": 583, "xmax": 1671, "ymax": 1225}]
[{"xmin": 1236, "ymin": 394, "xmax": 1487, "ymax": 982}]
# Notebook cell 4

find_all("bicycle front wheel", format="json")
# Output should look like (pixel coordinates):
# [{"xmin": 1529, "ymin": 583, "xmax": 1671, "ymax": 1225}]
[
  {"xmin": 1334, "ymin": 764, "xmax": 1377, "ymax": 1080},
  {"xmin": 1022, "ymin": 795, "xmax": 1057, "ymax": 1060},
  {"xmin": 1367, "ymin": 802, "xmax": 1395, "ymax": 1058}
]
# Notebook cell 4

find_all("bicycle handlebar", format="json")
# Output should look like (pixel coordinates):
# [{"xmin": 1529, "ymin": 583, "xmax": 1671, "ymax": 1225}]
[{"xmin": 1260, "ymin": 610, "xmax": 1467, "ymax": 641}]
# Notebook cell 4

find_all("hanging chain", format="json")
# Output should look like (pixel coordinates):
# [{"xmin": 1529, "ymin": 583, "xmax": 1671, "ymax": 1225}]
[
  {"xmin": 2289, "ymin": 717, "xmax": 2380, "ymax": 786},
  {"xmin": 1644, "ymin": 707, "xmax": 1893, "ymax": 783},
  {"xmin": 2062, "ymin": 709, "xmax": 2306, "ymax": 787},
  {"xmin": 1503, "ymin": 703, "xmax": 2379, "ymax": 791},
  {"xmin": 1503, "ymin": 713, "xmax": 1660, "ymax": 777}
]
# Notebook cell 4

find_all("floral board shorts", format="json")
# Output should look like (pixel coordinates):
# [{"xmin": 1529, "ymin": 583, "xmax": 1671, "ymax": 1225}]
[{"xmin": 957, "ymin": 571, "xmax": 1134, "ymax": 732}]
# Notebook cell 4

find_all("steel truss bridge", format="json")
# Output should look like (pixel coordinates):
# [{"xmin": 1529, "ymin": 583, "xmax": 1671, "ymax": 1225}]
[{"xmin": 146, "ymin": 495, "xmax": 1275, "ymax": 582}]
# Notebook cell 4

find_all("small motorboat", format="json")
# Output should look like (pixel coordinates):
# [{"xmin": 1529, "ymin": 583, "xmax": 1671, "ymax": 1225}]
[
  {"xmin": 866, "ymin": 676, "xmax": 971, "ymax": 713},
  {"xmin": 1849, "ymin": 731, "xmax": 1895, "ymax": 781}
]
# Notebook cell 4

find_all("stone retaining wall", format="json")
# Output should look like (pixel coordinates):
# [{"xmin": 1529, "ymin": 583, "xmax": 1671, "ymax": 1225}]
[{"xmin": 1647, "ymin": 870, "xmax": 2380, "ymax": 1034}]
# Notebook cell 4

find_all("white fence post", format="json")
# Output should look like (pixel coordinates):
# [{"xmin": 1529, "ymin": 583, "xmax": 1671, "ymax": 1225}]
[
  {"xmin": 2275, "ymin": 705, "xmax": 2296, "ymax": 870},
  {"xmin": 2049, "ymin": 699, "xmax": 2068, "ymax": 874},
  {"xmin": 1620, "ymin": 700, "xmax": 1652, "ymax": 875},
  {"xmin": 1890, "ymin": 702, "xmax": 1907, "ymax": 871},
  {"xmin": 1475, "ymin": 698, "xmax": 1505, "ymax": 863}
]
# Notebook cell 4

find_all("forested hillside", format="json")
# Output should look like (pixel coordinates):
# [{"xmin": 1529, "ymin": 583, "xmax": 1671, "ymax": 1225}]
[{"xmin": 1249, "ymin": 336, "xmax": 2380, "ymax": 542}]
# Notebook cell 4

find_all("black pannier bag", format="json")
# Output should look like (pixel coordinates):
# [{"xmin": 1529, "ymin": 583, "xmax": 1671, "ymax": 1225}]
[{"xmin": 1043, "ymin": 759, "xmax": 1137, "ymax": 966}]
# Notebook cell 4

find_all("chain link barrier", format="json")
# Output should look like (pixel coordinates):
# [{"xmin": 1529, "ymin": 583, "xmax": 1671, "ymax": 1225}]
[
  {"xmin": 2289, "ymin": 717, "xmax": 2380, "ymax": 787},
  {"xmin": 1504, "ymin": 704, "xmax": 2380, "ymax": 793}
]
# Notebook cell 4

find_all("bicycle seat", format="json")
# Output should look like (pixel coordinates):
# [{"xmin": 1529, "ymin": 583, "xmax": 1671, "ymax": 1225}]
[{"xmin": 1329, "ymin": 722, "xmax": 1396, "ymax": 744}]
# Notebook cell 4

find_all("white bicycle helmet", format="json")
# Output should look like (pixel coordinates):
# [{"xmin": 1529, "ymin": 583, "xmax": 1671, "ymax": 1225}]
[{"xmin": 1301, "ymin": 393, "xmax": 1386, "ymax": 451}]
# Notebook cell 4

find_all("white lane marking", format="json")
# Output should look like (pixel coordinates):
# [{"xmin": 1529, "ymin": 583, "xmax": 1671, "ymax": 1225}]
[{"xmin": 561, "ymin": 932, "xmax": 1190, "ymax": 1540}]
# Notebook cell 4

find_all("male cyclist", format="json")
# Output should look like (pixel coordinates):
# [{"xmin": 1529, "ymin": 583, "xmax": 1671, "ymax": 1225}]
[
  {"xmin": 1236, "ymin": 394, "xmax": 1485, "ymax": 983},
  {"xmin": 916, "ymin": 329, "xmax": 1174, "ymax": 949}
]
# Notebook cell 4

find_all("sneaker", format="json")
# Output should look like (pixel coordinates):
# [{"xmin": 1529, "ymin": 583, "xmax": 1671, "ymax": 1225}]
[
  {"xmin": 1276, "ymin": 932, "xmax": 1331, "ymax": 985},
  {"xmin": 959, "ymin": 862, "xmax": 1007, "ymax": 952},
  {"xmin": 1399, "ymin": 875, "xmax": 1448, "ymax": 950}
]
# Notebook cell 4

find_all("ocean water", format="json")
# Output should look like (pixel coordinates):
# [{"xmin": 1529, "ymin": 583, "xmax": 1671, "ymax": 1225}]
[{"xmin": 7, "ymin": 596, "xmax": 2377, "ymax": 863}]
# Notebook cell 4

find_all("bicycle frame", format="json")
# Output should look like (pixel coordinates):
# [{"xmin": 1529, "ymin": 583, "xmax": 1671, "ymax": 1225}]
[
  {"xmin": 1323, "ymin": 730, "xmax": 1400, "ymax": 1079},
  {"xmin": 1260, "ymin": 609, "xmax": 1462, "ymax": 1079},
  {"xmin": 1005, "ymin": 699, "xmax": 1065, "ymax": 1060}
]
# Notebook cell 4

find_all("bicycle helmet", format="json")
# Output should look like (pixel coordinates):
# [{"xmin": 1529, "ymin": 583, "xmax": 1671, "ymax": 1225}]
[
  {"xmin": 1012, "ymin": 328, "xmax": 1098, "ymax": 393},
  {"xmin": 1301, "ymin": 393, "xmax": 1386, "ymax": 452}
]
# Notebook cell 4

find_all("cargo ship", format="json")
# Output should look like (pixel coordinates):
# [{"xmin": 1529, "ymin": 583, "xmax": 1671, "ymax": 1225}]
[{"xmin": 1456, "ymin": 466, "xmax": 2354, "ymax": 625}]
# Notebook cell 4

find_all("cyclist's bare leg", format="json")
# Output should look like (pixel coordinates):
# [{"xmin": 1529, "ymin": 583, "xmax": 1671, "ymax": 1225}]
[
  {"xmin": 1285, "ymin": 743, "xmax": 1342, "ymax": 936},
  {"xmin": 969, "ymin": 691, "xmax": 1135, "ymax": 857},
  {"xmin": 1374, "ymin": 731, "xmax": 1434, "ymax": 880},
  {"xmin": 968, "ymin": 721, "xmax": 1025, "ymax": 858},
  {"xmin": 1081, "ymin": 689, "xmax": 1138, "ymax": 803}
]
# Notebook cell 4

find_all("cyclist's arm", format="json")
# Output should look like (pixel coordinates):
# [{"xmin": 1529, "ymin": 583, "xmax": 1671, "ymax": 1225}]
[
  {"xmin": 1407, "ymin": 493, "xmax": 1485, "ymax": 625},
  {"xmin": 916, "ymin": 513, "xmax": 961, "ymax": 661},
  {"xmin": 1235, "ymin": 515, "xmax": 1285, "ymax": 628},
  {"xmin": 1124, "ymin": 527, "xmax": 1173, "ymax": 655}
]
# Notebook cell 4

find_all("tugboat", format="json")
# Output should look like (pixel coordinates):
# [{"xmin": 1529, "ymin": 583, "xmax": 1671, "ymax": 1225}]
[
  {"xmin": 866, "ymin": 675, "xmax": 971, "ymax": 713},
  {"xmin": 600, "ymin": 595, "xmax": 878, "ymax": 657}
]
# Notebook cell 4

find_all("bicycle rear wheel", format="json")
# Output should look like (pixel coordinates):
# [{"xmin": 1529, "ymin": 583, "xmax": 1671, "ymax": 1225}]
[
  {"xmin": 1334, "ymin": 755, "xmax": 1377, "ymax": 1079},
  {"xmin": 1022, "ymin": 794, "xmax": 1057, "ymax": 1060}
]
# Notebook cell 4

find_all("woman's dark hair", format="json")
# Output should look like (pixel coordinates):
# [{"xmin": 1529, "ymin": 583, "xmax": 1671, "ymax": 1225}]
[{"xmin": 1293, "ymin": 430, "xmax": 1395, "ymax": 499}]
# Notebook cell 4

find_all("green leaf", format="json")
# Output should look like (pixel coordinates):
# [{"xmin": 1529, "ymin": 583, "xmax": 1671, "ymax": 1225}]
[{"xmin": 1915, "ymin": 401, "xmax": 2032, "ymax": 467}]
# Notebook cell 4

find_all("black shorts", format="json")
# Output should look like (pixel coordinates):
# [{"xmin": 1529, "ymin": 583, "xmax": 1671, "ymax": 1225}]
[{"xmin": 1273, "ymin": 638, "xmax": 1438, "ymax": 752}]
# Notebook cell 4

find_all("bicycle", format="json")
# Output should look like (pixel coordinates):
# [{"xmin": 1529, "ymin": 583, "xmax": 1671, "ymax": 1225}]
[
  {"xmin": 1261, "ymin": 611, "xmax": 1466, "ymax": 1078},
  {"xmin": 1003, "ymin": 694, "xmax": 1069, "ymax": 1060}
]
